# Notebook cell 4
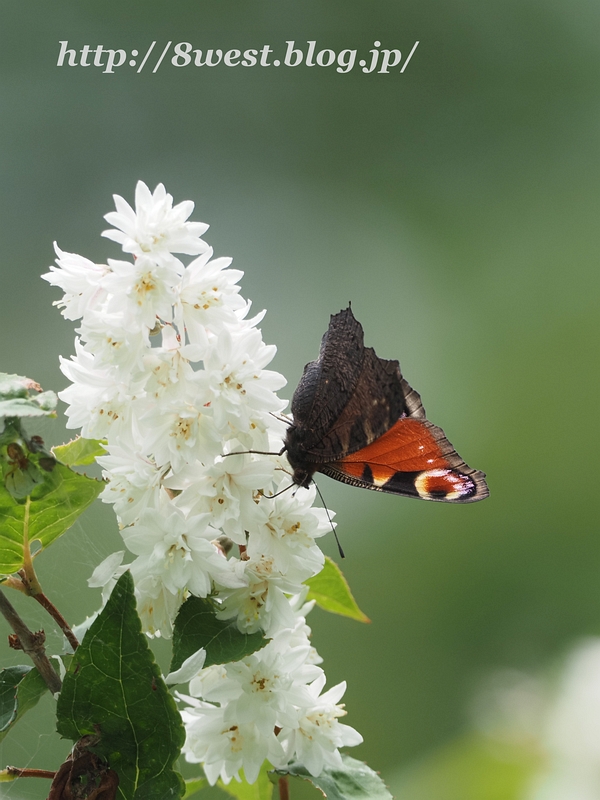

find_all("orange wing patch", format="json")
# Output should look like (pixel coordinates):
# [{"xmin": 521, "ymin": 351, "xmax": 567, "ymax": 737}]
[
  {"xmin": 321, "ymin": 416, "xmax": 487, "ymax": 502},
  {"xmin": 338, "ymin": 417, "xmax": 448, "ymax": 481}
]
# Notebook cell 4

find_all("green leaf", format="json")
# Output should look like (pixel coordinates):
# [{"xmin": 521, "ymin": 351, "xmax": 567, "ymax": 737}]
[
  {"xmin": 0, "ymin": 373, "xmax": 57, "ymax": 419},
  {"xmin": 305, "ymin": 557, "xmax": 370, "ymax": 623},
  {"xmin": 0, "ymin": 374, "xmax": 42, "ymax": 400},
  {"xmin": 182, "ymin": 777, "xmax": 208, "ymax": 799},
  {"xmin": 273, "ymin": 756, "xmax": 392, "ymax": 800},
  {"xmin": 57, "ymin": 571, "xmax": 185, "ymax": 800},
  {"xmin": 0, "ymin": 462, "xmax": 103, "ymax": 574},
  {"xmin": 219, "ymin": 765, "xmax": 273, "ymax": 799},
  {"xmin": 52, "ymin": 436, "xmax": 108, "ymax": 467},
  {"xmin": 0, "ymin": 665, "xmax": 48, "ymax": 741},
  {"xmin": 2, "ymin": 449, "xmax": 45, "ymax": 499},
  {"xmin": 170, "ymin": 596, "xmax": 268, "ymax": 675}
]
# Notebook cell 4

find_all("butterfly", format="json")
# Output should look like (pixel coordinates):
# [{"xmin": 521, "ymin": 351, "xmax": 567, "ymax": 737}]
[{"xmin": 284, "ymin": 307, "xmax": 488, "ymax": 503}]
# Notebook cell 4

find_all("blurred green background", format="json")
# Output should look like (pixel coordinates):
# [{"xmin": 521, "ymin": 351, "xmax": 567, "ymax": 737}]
[{"xmin": 1, "ymin": 1, "xmax": 599, "ymax": 798}]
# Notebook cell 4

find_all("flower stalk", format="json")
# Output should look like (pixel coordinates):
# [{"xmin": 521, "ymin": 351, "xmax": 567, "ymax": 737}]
[{"xmin": 0, "ymin": 588, "xmax": 61, "ymax": 694}]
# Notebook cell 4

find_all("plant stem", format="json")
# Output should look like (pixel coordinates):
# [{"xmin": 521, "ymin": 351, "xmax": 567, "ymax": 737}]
[
  {"xmin": 278, "ymin": 775, "xmax": 290, "ymax": 800},
  {"xmin": 30, "ymin": 591, "xmax": 79, "ymax": 652},
  {"xmin": 0, "ymin": 589, "xmax": 62, "ymax": 693},
  {"xmin": 21, "ymin": 498, "xmax": 43, "ymax": 595},
  {"xmin": 16, "ymin": 497, "xmax": 80, "ymax": 652},
  {"xmin": 5, "ymin": 767, "xmax": 56, "ymax": 780}
]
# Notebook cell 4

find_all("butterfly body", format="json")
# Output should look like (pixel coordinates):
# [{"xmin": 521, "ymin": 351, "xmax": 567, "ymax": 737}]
[{"xmin": 284, "ymin": 307, "xmax": 488, "ymax": 503}]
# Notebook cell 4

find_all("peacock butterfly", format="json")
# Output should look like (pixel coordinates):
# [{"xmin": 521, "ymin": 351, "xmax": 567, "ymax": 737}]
[{"xmin": 284, "ymin": 307, "xmax": 488, "ymax": 503}]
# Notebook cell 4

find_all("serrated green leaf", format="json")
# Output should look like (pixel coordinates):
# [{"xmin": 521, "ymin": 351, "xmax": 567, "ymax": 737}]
[
  {"xmin": 0, "ymin": 462, "xmax": 103, "ymax": 574},
  {"xmin": 3, "ymin": 456, "xmax": 45, "ymax": 500},
  {"xmin": 219, "ymin": 765, "xmax": 273, "ymax": 799},
  {"xmin": 273, "ymin": 756, "xmax": 392, "ymax": 800},
  {"xmin": 52, "ymin": 436, "xmax": 108, "ymax": 467},
  {"xmin": 306, "ymin": 557, "xmax": 370, "ymax": 623},
  {"xmin": 1, "ymin": 434, "xmax": 62, "ymax": 501},
  {"xmin": 0, "ymin": 373, "xmax": 57, "ymax": 419},
  {"xmin": 170, "ymin": 596, "xmax": 268, "ymax": 675},
  {"xmin": 0, "ymin": 665, "xmax": 48, "ymax": 741},
  {"xmin": 0, "ymin": 374, "xmax": 42, "ymax": 400},
  {"xmin": 57, "ymin": 571, "xmax": 185, "ymax": 800}
]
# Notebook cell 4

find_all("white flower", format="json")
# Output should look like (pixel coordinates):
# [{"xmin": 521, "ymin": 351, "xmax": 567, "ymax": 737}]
[
  {"xmin": 215, "ymin": 555, "xmax": 306, "ymax": 636},
  {"xmin": 59, "ymin": 340, "xmax": 135, "ymax": 440},
  {"xmin": 212, "ymin": 646, "xmax": 320, "ymax": 736},
  {"xmin": 101, "ymin": 256, "xmax": 180, "ymax": 330},
  {"xmin": 78, "ymin": 309, "xmax": 149, "ymax": 372},
  {"xmin": 122, "ymin": 507, "xmax": 240, "ymax": 598},
  {"xmin": 180, "ymin": 701, "xmax": 284, "ymax": 785},
  {"xmin": 88, "ymin": 551, "xmax": 126, "ymax": 589},
  {"xmin": 130, "ymin": 571, "xmax": 186, "ymax": 638},
  {"xmin": 271, "ymin": 600, "xmax": 323, "ymax": 666},
  {"xmin": 246, "ymin": 482, "xmax": 329, "ymax": 575},
  {"xmin": 103, "ymin": 181, "xmax": 209, "ymax": 257},
  {"xmin": 175, "ymin": 249, "xmax": 246, "ymax": 348},
  {"xmin": 98, "ymin": 446, "xmax": 167, "ymax": 526},
  {"xmin": 42, "ymin": 244, "xmax": 109, "ymax": 320},
  {"xmin": 167, "ymin": 452, "xmax": 276, "ymax": 544},
  {"xmin": 138, "ymin": 397, "xmax": 220, "ymax": 473},
  {"xmin": 198, "ymin": 326, "xmax": 286, "ymax": 436},
  {"xmin": 138, "ymin": 333, "xmax": 202, "ymax": 404},
  {"xmin": 166, "ymin": 648, "xmax": 208, "ymax": 685},
  {"xmin": 280, "ymin": 676, "xmax": 363, "ymax": 776}
]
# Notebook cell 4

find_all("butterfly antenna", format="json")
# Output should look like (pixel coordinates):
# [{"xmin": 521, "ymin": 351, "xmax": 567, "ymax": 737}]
[
  {"xmin": 264, "ymin": 482, "xmax": 295, "ymax": 499},
  {"xmin": 222, "ymin": 446, "xmax": 287, "ymax": 458},
  {"xmin": 269, "ymin": 412, "xmax": 294, "ymax": 427},
  {"xmin": 314, "ymin": 481, "xmax": 345, "ymax": 559}
]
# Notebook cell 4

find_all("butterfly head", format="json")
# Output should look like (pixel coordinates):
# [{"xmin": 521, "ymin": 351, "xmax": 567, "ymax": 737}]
[
  {"xmin": 283, "ymin": 426, "xmax": 317, "ymax": 488},
  {"xmin": 290, "ymin": 466, "xmax": 314, "ymax": 489}
]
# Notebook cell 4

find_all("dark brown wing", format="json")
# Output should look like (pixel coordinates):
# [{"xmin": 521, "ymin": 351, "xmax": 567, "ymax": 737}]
[{"xmin": 289, "ymin": 307, "xmax": 424, "ymax": 463}]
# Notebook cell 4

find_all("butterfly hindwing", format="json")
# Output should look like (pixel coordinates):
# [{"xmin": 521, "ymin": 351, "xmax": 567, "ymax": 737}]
[{"xmin": 321, "ymin": 417, "xmax": 488, "ymax": 503}]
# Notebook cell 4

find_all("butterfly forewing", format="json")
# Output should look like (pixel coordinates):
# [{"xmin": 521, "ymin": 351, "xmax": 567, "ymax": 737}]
[
  {"xmin": 291, "ymin": 308, "xmax": 368, "ymax": 446},
  {"xmin": 290, "ymin": 308, "xmax": 424, "ymax": 462}
]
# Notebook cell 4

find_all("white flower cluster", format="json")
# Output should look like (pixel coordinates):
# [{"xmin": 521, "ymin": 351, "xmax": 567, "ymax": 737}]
[
  {"xmin": 43, "ymin": 182, "xmax": 362, "ymax": 784},
  {"xmin": 179, "ymin": 597, "xmax": 362, "ymax": 784}
]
